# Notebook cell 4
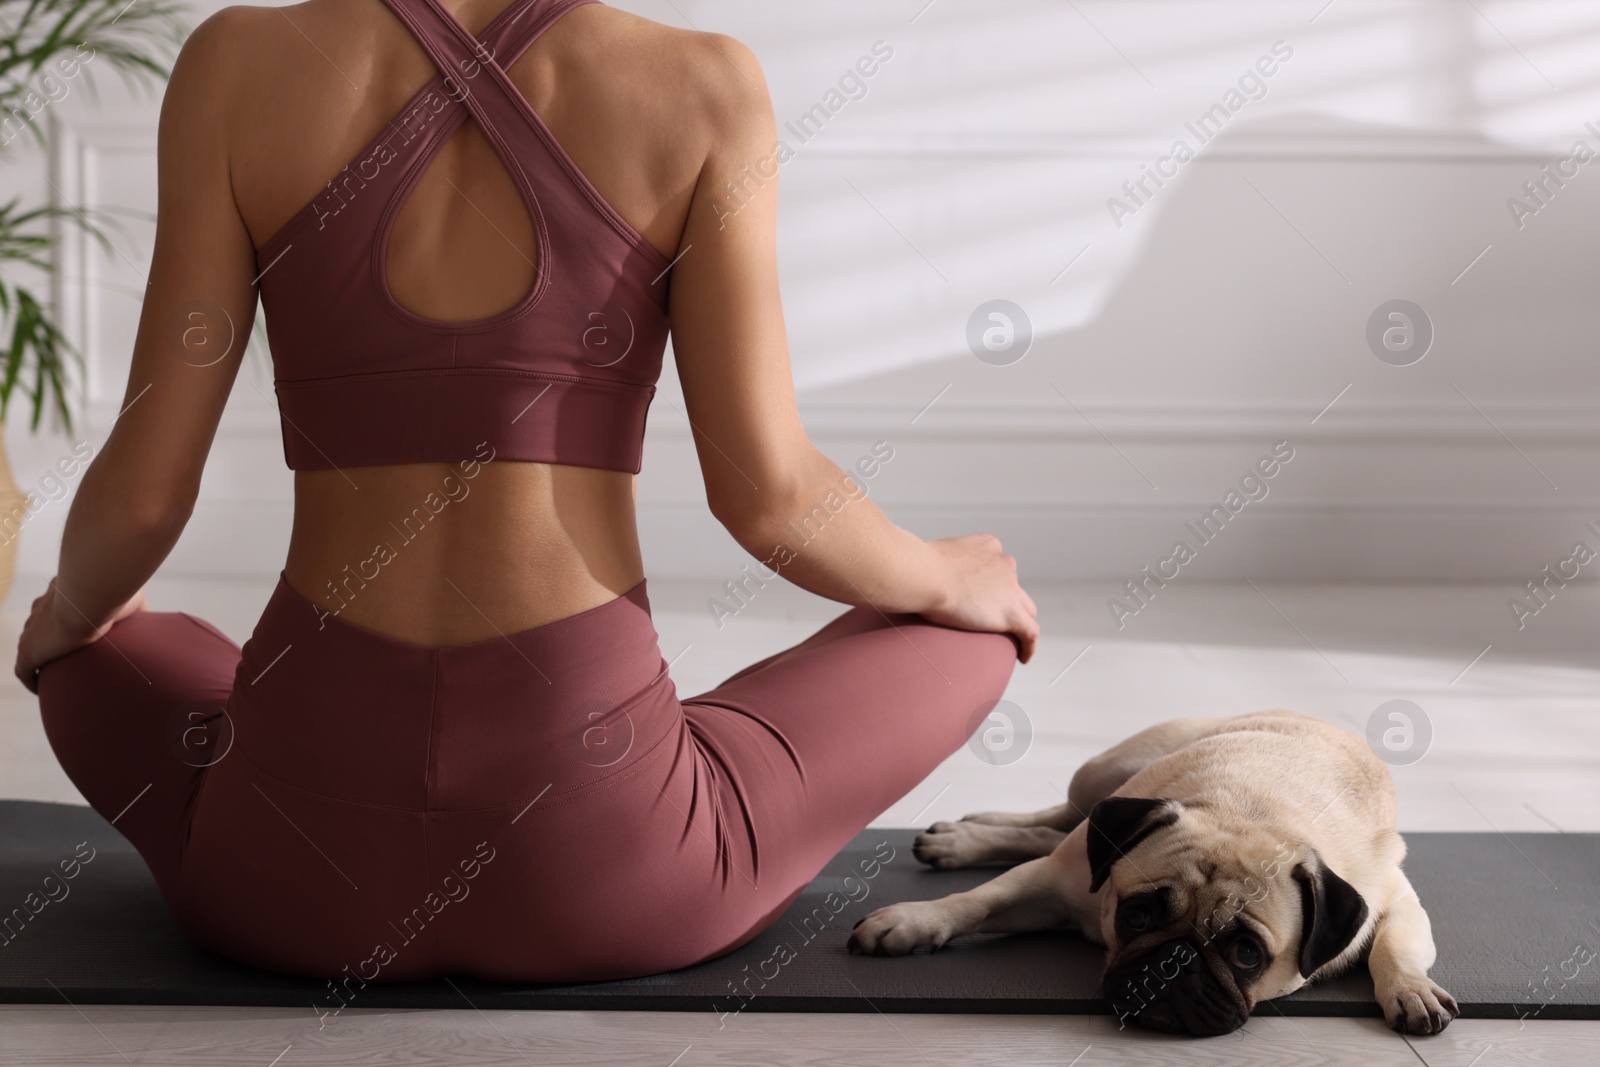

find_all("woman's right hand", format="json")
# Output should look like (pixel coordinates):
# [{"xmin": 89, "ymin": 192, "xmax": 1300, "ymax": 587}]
[
  {"xmin": 14, "ymin": 580, "xmax": 147, "ymax": 693},
  {"xmin": 919, "ymin": 534, "xmax": 1039, "ymax": 663}
]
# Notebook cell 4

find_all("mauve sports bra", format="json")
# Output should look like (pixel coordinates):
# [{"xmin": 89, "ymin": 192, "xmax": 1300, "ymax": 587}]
[{"xmin": 253, "ymin": 0, "xmax": 673, "ymax": 474}]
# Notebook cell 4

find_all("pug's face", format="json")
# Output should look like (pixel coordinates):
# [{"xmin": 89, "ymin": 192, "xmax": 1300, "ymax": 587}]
[{"xmin": 1087, "ymin": 797, "xmax": 1370, "ymax": 1037}]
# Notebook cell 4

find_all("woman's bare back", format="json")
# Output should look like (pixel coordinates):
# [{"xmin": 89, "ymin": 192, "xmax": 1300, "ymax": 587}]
[{"xmin": 218, "ymin": 0, "xmax": 711, "ymax": 643}]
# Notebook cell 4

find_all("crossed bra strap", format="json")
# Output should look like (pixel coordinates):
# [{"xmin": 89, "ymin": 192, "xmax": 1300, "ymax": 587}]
[
  {"xmin": 260, "ymin": 0, "xmax": 673, "ymax": 475},
  {"xmin": 377, "ymin": 0, "xmax": 599, "ymax": 156}
]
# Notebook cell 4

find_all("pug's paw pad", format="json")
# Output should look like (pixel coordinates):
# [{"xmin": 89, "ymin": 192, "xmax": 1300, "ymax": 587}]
[
  {"xmin": 847, "ymin": 902, "xmax": 954, "ymax": 956},
  {"xmin": 1379, "ymin": 977, "xmax": 1460, "ymax": 1035},
  {"xmin": 913, "ymin": 823, "xmax": 989, "ymax": 869}
]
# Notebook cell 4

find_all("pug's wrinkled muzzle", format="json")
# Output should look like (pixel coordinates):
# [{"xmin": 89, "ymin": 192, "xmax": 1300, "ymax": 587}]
[{"xmin": 1103, "ymin": 938, "xmax": 1251, "ymax": 1037}]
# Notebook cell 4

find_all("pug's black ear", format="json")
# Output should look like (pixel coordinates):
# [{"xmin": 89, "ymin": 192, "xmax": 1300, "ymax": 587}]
[
  {"xmin": 1292, "ymin": 854, "xmax": 1370, "ymax": 978},
  {"xmin": 1086, "ymin": 796, "xmax": 1179, "ymax": 893}
]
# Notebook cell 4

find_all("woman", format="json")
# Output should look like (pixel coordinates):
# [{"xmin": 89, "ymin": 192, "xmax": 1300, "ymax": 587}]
[{"xmin": 15, "ymin": 0, "xmax": 1037, "ymax": 983}]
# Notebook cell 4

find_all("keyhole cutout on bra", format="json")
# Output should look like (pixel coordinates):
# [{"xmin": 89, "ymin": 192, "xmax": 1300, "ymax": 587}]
[{"xmin": 385, "ymin": 113, "xmax": 539, "ymax": 323}]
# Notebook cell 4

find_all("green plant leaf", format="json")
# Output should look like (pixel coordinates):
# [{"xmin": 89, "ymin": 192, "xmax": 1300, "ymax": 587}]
[{"xmin": 0, "ymin": 0, "xmax": 184, "ymax": 434}]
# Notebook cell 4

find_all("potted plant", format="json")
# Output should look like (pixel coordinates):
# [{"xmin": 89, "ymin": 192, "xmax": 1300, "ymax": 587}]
[{"xmin": 0, "ymin": 0, "xmax": 185, "ymax": 599}]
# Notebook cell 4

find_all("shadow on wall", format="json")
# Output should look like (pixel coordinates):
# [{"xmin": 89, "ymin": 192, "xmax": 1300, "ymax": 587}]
[
  {"xmin": 816, "ymin": 110, "xmax": 1600, "ymax": 418},
  {"xmin": 753, "ymin": 0, "xmax": 1600, "ymax": 390},
  {"xmin": 785, "ymin": 112, "xmax": 1600, "ymax": 666}
]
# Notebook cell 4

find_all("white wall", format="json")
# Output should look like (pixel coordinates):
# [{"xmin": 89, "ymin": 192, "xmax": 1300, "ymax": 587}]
[{"xmin": 3, "ymin": 0, "xmax": 1599, "ymax": 584}]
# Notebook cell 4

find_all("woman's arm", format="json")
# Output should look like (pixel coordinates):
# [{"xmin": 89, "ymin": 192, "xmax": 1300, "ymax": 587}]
[
  {"xmin": 15, "ymin": 15, "xmax": 254, "ymax": 688},
  {"xmin": 666, "ymin": 38, "xmax": 1037, "ymax": 660}
]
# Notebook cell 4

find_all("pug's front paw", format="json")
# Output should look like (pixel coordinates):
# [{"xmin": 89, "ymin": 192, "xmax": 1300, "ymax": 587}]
[
  {"xmin": 1377, "ymin": 976, "xmax": 1460, "ymax": 1035},
  {"xmin": 847, "ymin": 901, "xmax": 958, "ymax": 955},
  {"xmin": 914, "ymin": 821, "xmax": 992, "ymax": 869}
]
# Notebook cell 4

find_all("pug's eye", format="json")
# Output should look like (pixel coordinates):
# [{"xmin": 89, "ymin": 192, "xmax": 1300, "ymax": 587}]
[
  {"xmin": 1122, "ymin": 901, "xmax": 1156, "ymax": 933},
  {"xmin": 1228, "ymin": 937, "xmax": 1264, "ymax": 971}
]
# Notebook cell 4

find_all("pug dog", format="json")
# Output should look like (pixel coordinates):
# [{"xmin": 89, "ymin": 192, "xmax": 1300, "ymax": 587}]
[{"xmin": 848, "ymin": 711, "xmax": 1458, "ymax": 1037}]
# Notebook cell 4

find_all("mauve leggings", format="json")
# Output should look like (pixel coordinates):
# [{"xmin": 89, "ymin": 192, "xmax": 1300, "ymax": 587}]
[{"xmin": 37, "ymin": 575, "xmax": 1016, "ymax": 984}]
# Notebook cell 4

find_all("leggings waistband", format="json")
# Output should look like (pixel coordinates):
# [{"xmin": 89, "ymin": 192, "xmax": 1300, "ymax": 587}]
[{"xmin": 226, "ymin": 574, "xmax": 680, "ymax": 812}]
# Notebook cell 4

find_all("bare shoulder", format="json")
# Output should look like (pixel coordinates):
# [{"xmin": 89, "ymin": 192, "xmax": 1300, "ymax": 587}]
[
  {"xmin": 174, "ymin": 3, "xmax": 279, "ymax": 65},
  {"xmin": 168, "ymin": 1, "xmax": 362, "ymax": 87},
  {"xmin": 152, "ymin": 5, "xmax": 271, "ymax": 149},
  {"xmin": 562, "ymin": 6, "xmax": 772, "ymax": 136},
  {"xmin": 577, "ymin": 6, "xmax": 766, "ymax": 89},
  {"xmin": 161, "ymin": 4, "xmax": 284, "ymax": 112}
]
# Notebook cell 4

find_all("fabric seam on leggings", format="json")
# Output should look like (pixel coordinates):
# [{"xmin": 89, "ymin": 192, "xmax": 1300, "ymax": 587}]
[{"xmin": 229, "ymin": 713, "xmax": 680, "ymax": 816}]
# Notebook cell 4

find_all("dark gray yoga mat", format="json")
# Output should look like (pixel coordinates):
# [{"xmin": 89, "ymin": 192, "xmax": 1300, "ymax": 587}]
[{"xmin": 1, "ymin": 801, "xmax": 1596, "ymax": 1017}]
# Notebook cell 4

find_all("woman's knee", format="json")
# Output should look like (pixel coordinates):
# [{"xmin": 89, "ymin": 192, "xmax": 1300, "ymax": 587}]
[
  {"xmin": 36, "ymin": 612, "xmax": 238, "ymax": 782},
  {"xmin": 914, "ymin": 627, "xmax": 1016, "ymax": 749},
  {"xmin": 947, "ymin": 626, "xmax": 1019, "ymax": 697},
  {"xmin": 36, "ymin": 637, "xmax": 127, "ymax": 737}
]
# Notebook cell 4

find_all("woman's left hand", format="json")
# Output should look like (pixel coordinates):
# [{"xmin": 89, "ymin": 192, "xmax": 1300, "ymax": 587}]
[{"xmin": 14, "ymin": 581, "xmax": 146, "ymax": 694}]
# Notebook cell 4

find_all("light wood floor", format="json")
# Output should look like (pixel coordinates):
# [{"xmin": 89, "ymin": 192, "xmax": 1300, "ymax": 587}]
[
  {"xmin": 2, "ymin": 575, "xmax": 1596, "ymax": 1063},
  {"xmin": 0, "ymin": 1007, "xmax": 1594, "ymax": 1065}
]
